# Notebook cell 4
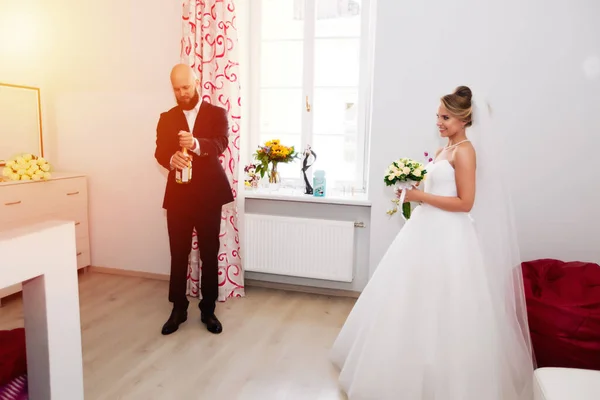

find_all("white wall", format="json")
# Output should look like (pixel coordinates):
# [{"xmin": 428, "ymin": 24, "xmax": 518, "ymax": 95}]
[
  {"xmin": 0, "ymin": 1, "xmax": 57, "ymax": 161},
  {"xmin": 37, "ymin": 0, "xmax": 181, "ymax": 274},
  {"xmin": 368, "ymin": 0, "xmax": 600, "ymax": 274}
]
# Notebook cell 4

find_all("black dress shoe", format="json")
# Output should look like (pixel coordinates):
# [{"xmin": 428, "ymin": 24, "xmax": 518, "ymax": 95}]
[
  {"xmin": 161, "ymin": 308, "xmax": 188, "ymax": 335},
  {"xmin": 201, "ymin": 313, "xmax": 223, "ymax": 334}
]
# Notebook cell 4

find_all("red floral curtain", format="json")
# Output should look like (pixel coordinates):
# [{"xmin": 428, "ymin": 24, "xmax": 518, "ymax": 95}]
[{"xmin": 181, "ymin": 0, "xmax": 244, "ymax": 301}]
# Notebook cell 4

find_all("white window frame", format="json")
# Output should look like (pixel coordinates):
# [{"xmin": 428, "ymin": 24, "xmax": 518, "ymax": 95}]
[{"xmin": 248, "ymin": 0, "xmax": 375, "ymax": 192}]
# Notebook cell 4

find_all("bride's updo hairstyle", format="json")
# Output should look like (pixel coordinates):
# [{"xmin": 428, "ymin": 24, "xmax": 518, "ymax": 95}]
[{"xmin": 441, "ymin": 86, "xmax": 473, "ymax": 127}]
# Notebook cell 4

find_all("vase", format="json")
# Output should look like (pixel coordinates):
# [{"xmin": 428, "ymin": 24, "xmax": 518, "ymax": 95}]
[
  {"xmin": 269, "ymin": 162, "xmax": 280, "ymax": 186},
  {"xmin": 269, "ymin": 162, "xmax": 281, "ymax": 183}
]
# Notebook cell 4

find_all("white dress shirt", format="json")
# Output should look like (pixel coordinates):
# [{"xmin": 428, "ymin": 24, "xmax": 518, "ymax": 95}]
[{"xmin": 170, "ymin": 102, "xmax": 201, "ymax": 169}]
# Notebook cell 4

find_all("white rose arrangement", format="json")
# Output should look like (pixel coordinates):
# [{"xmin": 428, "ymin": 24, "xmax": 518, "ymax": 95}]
[
  {"xmin": 2, "ymin": 153, "xmax": 52, "ymax": 182},
  {"xmin": 384, "ymin": 157, "xmax": 427, "ymax": 220}
]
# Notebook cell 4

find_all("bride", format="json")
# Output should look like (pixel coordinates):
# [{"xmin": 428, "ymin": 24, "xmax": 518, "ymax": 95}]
[{"xmin": 330, "ymin": 86, "xmax": 535, "ymax": 399}]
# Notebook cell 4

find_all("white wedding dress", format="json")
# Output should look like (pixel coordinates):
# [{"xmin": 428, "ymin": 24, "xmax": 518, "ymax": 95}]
[{"xmin": 330, "ymin": 159, "xmax": 534, "ymax": 400}]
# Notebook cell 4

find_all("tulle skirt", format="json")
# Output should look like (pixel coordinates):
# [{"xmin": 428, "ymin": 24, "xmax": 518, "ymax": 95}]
[{"xmin": 330, "ymin": 205, "xmax": 534, "ymax": 400}]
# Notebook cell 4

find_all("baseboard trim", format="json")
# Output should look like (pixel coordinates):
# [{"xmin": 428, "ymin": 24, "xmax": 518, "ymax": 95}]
[
  {"xmin": 244, "ymin": 279, "xmax": 360, "ymax": 299},
  {"xmin": 88, "ymin": 266, "xmax": 169, "ymax": 281},
  {"xmin": 87, "ymin": 266, "xmax": 360, "ymax": 299}
]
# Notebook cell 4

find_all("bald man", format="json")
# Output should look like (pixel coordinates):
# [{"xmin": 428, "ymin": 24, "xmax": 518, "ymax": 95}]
[{"xmin": 154, "ymin": 64, "xmax": 233, "ymax": 335}]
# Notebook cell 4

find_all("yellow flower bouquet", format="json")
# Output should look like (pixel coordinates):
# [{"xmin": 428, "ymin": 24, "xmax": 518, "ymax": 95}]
[
  {"xmin": 252, "ymin": 139, "xmax": 299, "ymax": 184},
  {"xmin": 2, "ymin": 153, "xmax": 52, "ymax": 182}
]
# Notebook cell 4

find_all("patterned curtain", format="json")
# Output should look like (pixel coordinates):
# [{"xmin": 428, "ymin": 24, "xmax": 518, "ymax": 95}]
[{"xmin": 181, "ymin": 0, "xmax": 244, "ymax": 301}]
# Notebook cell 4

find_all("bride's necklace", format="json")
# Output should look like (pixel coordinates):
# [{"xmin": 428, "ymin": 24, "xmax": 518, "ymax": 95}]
[{"xmin": 445, "ymin": 139, "xmax": 470, "ymax": 150}]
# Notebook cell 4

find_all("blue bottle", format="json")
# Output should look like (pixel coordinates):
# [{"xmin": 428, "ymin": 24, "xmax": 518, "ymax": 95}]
[{"xmin": 313, "ymin": 170, "xmax": 326, "ymax": 197}]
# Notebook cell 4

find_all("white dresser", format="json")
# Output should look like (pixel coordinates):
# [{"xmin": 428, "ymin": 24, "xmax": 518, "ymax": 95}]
[{"xmin": 0, "ymin": 173, "xmax": 90, "ymax": 305}]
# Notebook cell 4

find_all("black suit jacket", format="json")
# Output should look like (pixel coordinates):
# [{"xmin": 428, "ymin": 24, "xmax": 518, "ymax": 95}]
[{"xmin": 155, "ymin": 101, "xmax": 234, "ymax": 211}]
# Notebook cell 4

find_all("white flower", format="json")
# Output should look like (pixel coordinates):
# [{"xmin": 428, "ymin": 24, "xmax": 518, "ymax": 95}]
[
  {"xmin": 413, "ymin": 169, "xmax": 422, "ymax": 177},
  {"xmin": 403, "ymin": 167, "xmax": 411, "ymax": 175}
]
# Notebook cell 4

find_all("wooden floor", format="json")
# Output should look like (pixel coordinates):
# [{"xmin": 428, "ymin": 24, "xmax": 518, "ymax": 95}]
[{"xmin": 0, "ymin": 272, "xmax": 356, "ymax": 399}]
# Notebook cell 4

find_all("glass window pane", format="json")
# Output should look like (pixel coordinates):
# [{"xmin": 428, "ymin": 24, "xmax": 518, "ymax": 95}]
[
  {"xmin": 260, "ymin": 41, "xmax": 303, "ymax": 88},
  {"xmin": 256, "ymin": 0, "xmax": 367, "ymax": 186},
  {"xmin": 315, "ymin": 0, "xmax": 362, "ymax": 38},
  {"xmin": 312, "ymin": 134, "xmax": 358, "ymax": 183},
  {"xmin": 312, "ymin": 88, "xmax": 358, "ymax": 136},
  {"xmin": 259, "ymin": 89, "xmax": 302, "ymax": 135},
  {"xmin": 314, "ymin": 38, "xmax": 360, "ymax": 87},
  {"xmin": 261, "ymin": 0, "xmax": 304, "ymax": 40}
]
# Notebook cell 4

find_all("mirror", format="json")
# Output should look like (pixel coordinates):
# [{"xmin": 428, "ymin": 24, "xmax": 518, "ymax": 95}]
[{"xmin": 0, "ymin": 83, "xmax": 44, "ymax": 166}]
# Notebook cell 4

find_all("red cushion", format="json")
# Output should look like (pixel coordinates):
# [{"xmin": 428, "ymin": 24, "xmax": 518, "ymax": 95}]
[
  {"xmin": 0, "ymin": 328, "xmax": 27, "ymax": 387},
  {"xmin": 523, "ymin": 259, "xmax": 600, "ymax": 370}
]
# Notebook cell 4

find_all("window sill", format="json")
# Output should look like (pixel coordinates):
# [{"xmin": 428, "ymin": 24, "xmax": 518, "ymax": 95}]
[{"xmin": 242, "ymin": 187, "xmax": 371, "ymax": 207}]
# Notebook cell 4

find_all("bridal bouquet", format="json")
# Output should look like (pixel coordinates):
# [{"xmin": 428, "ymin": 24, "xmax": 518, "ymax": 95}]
[
  {"xmin": 2, "ymin": 153, "xmax": 52, "ymax": 181},
  {"xmin": 384, "ymin": 157, "xmax": 427, "ymax": 220}
]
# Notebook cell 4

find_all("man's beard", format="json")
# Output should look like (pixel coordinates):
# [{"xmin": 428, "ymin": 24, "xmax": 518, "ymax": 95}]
[{"xmin": 178, "ymin": 90, "xmax": 200, "ymax": 111}]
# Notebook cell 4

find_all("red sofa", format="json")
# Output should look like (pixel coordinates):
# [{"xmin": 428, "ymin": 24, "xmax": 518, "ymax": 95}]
[
  {"xmin": 522, "ymin": 259, "xmax": 600, "ymax": 370},
  {"xmin": 0, "ymin": 328, "xmax": 27, "ymax": 388}
]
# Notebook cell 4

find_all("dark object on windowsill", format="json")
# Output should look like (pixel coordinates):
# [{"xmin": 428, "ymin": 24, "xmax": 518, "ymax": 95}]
[{"xmin": 301, "ymin": 145, "xmax": 317, "ymax": 195}]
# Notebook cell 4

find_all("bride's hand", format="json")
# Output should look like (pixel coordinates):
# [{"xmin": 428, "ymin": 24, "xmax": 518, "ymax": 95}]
[
  {"xmin": 395, "ymin": 187, "xmax": 414, "ymax": 198},
  {"xmin": 396, "ymin": 187, "xmax": 422, "ymax": 203}
]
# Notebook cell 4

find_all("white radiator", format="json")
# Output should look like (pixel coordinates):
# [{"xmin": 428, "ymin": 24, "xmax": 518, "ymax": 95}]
[{"xmin": 243, "ymin": 213, "xmax": 355, "ymax": 282}]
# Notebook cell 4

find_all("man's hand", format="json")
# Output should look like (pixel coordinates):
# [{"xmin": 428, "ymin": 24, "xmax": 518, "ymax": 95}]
[
  {"xmin": 178, "ymin": 131, "xmax": 196, "ymax": 151},
  {"xmin": 170, "ymin": 150, "xmax": 191, "ymax": 170}
]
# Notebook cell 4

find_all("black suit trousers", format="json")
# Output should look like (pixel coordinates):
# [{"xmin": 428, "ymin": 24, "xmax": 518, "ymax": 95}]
[{"xmin": 166, "ymin": 204, "xmax": 221, "ymax": 315}]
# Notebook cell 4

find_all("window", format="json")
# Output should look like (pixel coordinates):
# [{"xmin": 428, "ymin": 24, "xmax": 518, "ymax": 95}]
[{"xmin": 249, "ymin": 0, "xmax": 373, "ymax": 191}]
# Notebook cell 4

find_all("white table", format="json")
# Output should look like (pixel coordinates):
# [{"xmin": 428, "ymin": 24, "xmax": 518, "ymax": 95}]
[{"xmin": 0, "ymin": 220, "xmax": 84, "ymax": 399}]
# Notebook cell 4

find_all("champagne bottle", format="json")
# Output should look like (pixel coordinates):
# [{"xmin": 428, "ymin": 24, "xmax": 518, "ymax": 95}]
[{"xmin": 175, "ymin": 147, "xmax": 192, "ymax": 184}]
